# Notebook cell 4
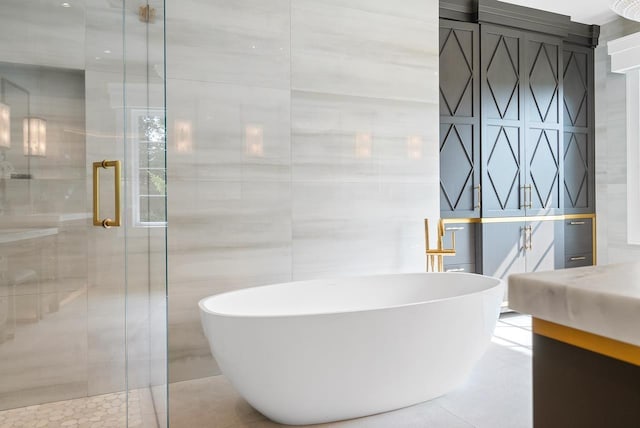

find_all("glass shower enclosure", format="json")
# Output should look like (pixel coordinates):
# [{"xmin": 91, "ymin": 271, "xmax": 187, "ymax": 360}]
[{"xmin": 0, "ymin": 1, "xmax": 167, "ymax": 427}]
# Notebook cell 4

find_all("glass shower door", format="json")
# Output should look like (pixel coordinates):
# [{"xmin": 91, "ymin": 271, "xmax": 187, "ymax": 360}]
[{"xmin": 0, "ymin": 1, "xmax": 167, "ymax": 427}]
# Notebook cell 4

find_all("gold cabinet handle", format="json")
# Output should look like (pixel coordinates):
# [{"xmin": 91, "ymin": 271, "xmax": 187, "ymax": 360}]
[
  {"xmin": 474, "ymin": 184, "xmax": 482, "ymax": 210},
  {"xmin": 521, "ymin": 185, "xmax": 533, "ymax": 209},
  {"xmin": 570, "ymin": 256, "xmax": 587, "ymax": 261},
  {"xmin": 93, "ymin": 160, "xmax": 121, "ymax": 228},
  {"xmin": 522, "ymin": 224, "xmax": 533, "ymax": 250}
]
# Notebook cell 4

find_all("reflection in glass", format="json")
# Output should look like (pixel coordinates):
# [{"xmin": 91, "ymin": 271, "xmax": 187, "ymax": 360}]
[
  {"xmin": 22, "ymin": 117, "xmax": 46, "ymax": 157},
  {"xmin": 134, "ymin": 111, "xmax": 167, "ymax": 227},
  {"xmin": 0, "ymin": 102, "xmax": 9, "ymax": 148}
]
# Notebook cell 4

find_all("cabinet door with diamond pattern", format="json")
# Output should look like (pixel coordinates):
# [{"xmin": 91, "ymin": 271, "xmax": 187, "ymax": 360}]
[
  {"xmin": 440, "ymin": 20, "xmax": 481, "ymax": 218},
  {"xmin": 525, "ymin": 33, "xmax": 564, "ymax": 216},
  {"xmin": 480, "ymin": 24, "xmax": 526, "ymax": 218},
  {"xmin": 563, "ymin": 44, "xmax": 595, "ymax": 214}
]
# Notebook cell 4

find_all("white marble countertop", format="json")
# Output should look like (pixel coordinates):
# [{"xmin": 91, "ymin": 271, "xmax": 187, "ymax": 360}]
[
  {"xmin": 0, "ymin": 228, "xmax": 59, "ymax": 244},
  {"xmin": 509, "ymin": 262, "xmax": 640, "ymax": 347}
]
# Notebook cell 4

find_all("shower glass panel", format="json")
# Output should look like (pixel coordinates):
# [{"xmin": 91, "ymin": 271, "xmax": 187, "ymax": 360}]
[{"xmin": 0, "ymin": 1, "xmax": 167, "ymax": 427}]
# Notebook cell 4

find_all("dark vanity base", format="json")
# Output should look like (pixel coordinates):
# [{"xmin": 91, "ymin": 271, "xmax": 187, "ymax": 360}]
[{"xmin": 533, "ymin": 333, "xmax": 640, "ymax": 428}]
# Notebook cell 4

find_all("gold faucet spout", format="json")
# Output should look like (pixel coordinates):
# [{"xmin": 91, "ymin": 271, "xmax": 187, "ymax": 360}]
[{"xmin": 424, "ymin": 218, "xmax": 457, "ymax": 272}]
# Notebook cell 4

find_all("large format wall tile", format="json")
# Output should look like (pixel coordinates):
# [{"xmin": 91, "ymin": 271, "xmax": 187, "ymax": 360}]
[
  {"xmin": 0, "ymin": 290, "xmax": 88, "ymax": 410},
  {"xmin": 595, "ymin": 17, "xmax": 640, "ymax": 264},
  {"xmin": 291, "ymin": 0, "xmax": 438, "ymax": 102},
  {"xmin": 292, "ymin": 182, "xmax": 433, "ymax": 279},
  {"xmin": 292, "ymin": 90, "xmax": 438, "ymax": 183},
  {"xmin": 167, "ymin": 79, "xmax": 291, "ymax": 182},
  {"xmin": 0, "ymin": 0, "xmax": 85, "ymax": 70},
  {"xmin": 166, "ymin": 0, "xmax": 290, "ymax": 88},
  {"xmin": 166, "ymin": 0, "xmax": 440, "ymax": 383}
]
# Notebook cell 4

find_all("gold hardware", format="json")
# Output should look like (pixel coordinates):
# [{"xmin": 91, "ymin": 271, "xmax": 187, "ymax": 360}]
[
  {"xmin": 570, "ymin": 221, "xmax": 586, "ymax": 225},
  {"xmin": 441, "ymin": 214, "xmax": 597, "ymax": 264},
  {"xmin": 440, "ymin": 214, "xmax": 596, "ymax": 225},
  {"xmin": 522, "ymin": 225, "xmax": 533, "ymax": 251},
  {"xmin": 570, "ymin": 256, "xmax": 587, "ymax": 261},
  {"xmin": 425, "ymin": 218, "xmax": 457, "ymax": 272},
  {"xmin": 474, "ymin": 184, "xmax": 482, "ymax": 210},
  {"xmin": 93, "ymin": 160, "xmax": 121, "ymax": 229},
  {"xmin": 525, "ymin": 185, "xmax": 533, "ymax": 209},
  {"xmin": 520, "ymin": 184, "xmax": 533, "ymax": 209},
  {"xmin": 139, "ymin": 5, "xmax": 156, "ymax": 23}
]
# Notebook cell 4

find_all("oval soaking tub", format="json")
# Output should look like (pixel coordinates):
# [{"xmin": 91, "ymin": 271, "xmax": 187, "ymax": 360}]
[{"xmin": 199, "ymin": 272, "xmax": 504, "ymax": 426}]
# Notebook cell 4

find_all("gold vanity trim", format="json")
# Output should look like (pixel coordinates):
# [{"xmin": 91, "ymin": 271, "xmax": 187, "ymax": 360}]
[
  {"xmin": 533, "ymin": 318, "xmax": 640, "ymax": 367},
  {"xmin": 441, "ymin": 214, "xmax": 597, "ymax": 265}
]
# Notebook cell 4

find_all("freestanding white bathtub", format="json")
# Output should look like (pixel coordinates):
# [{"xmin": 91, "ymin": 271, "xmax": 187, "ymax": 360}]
[{"xmin": 199, "ymin": 272, "xmax": 504, "ymax": 426}]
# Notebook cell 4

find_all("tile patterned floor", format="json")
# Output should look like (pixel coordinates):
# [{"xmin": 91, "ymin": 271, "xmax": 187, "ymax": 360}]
[
  {"xmin": 0, "ymin": 389, "xmax": 157, "ymax": 428},
  {"xmin": 0, "ymin": 314, "xmax": 533, "ymax": 428}
]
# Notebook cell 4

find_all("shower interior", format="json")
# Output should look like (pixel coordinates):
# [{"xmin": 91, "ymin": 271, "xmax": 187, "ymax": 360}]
[{"xmin": 0, "ymin": 1, "xmax": 168, "ymax": 427}]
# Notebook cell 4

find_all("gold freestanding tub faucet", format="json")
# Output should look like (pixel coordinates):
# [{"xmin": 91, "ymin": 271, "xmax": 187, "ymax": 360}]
[{"xmin": 424, "ymin": 218, "xmax": 457, "ymax": 272}]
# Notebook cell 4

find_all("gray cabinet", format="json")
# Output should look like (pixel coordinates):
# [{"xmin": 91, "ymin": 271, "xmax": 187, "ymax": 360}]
[
  {"xmin": 480, "ymin": 220, "xmax": 564, "ymax": 280},
  {"xmin": 525, "ymin": 33, "xmax": 564, "ymax": 217},
  {"xmin": 563, "ymin": 217, "xmax": 594, "ymax": 268},
  {"xmin": 441, "ymin": 222, "xmax": 478, "ymax": 273},
  {"xmin": 439, "ymin": 5, "xmax": 598, "ymax": 280},
  {"xmin": 480, "ymin": 25, "xmax": 564, "ymax": 218},
  {"xmin": 440, "ymin": 20, "xmax": 481, "ymax": 218},
  {"xmin": 480, "ymin": 219, "xmax": 564, "ymax": 304},
  {"xmin": 563, "ymin": 44, "xmax": 595, "ymax": 214},
  {"xmin": 480, "ymin": 25, "xmax": 525, "ymax": 218}
]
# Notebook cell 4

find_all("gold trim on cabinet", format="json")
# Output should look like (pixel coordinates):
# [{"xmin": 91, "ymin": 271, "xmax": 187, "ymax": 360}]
[
  {"xmin": 441, "ymin": 214, "xmax": 597, "ymax": 264},
  {"xmin": 92, "ymin": 160, "xmax": 121, "ymax": 228},
  {"xmin": 533, "ymin": 318, "xmax": 640, "ymax": 367}
]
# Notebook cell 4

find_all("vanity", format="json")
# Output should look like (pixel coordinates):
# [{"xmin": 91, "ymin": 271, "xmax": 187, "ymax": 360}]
[{"xmin": 509, "ymin": 263, "xmax": 640, "ymax": 428}]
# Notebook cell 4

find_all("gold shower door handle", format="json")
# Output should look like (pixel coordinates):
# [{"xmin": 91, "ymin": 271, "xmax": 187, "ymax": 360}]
[{"xmin": 93, "ymin": 160, "xmax": 121, "ymax": 228}]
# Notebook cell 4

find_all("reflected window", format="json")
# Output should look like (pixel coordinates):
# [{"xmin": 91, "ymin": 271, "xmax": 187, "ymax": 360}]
[{"xmin": 133, "ymin": 109, "xmax": 166, "ymax": 227}]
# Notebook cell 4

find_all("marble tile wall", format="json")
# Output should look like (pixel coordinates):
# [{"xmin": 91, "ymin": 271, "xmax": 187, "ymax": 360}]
[
  {"xmin": 0, "ymin": 64, "xmax": 89, "ymax": 410},
  {"xmin": 165, "ymin": 0, "xmax": 440, "ymax": 387},
  {"xmin": 594, "ymin": 18, "xmax": 640, "ymax": 264}
]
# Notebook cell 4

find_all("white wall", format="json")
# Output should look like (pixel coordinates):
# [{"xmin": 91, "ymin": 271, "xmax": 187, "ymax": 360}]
[
  {"xmin": 166, "ymin": 0, "xmax": 440, "ymax": 383},
  {"xmin": 595, "ymin": 17, "xmax": 640, "ymax": 264}
]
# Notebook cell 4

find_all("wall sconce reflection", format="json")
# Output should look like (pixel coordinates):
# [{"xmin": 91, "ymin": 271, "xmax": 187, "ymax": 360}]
[
  {"xmin": 174, "ymin": 120, "xmax": 193, "ymax": 153},
  {"xmin": 407, "ymin": 135, "xmax": 423, "ymax": 160},
  {"xmin": 355, "ymin": 132, "xmax": 372, "ymax": 158},
  {"xmin": 0, "ymin": 103, "xmax": 10, "ymax": 149},
  {"xmin": 245, "ymin": 124, "xmax": 264, "ymax": 157},
  {"xmin": 23, "ymin": 117, "xmax": 46, "ymax": 157}
]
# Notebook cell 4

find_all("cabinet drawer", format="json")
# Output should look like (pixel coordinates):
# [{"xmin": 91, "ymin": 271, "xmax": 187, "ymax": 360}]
[
  {"xmin": 564, "ymin": 218, "xmax": 593, "ymax": 254},
  {"xmin": 564, "ymin": 253, "xmax": 593, "ymax": 269},
  {"xmin": 443, "ymin": 263, "xmax": 476, "ymax": 274},
  {"xmin": 441, "ymin": 223, "xmax": 476, "ymax": 265}
]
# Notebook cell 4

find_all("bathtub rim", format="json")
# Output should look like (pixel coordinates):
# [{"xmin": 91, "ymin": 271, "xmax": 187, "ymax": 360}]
[{"xmin": 198, "ymin": 272, "xmax": 504, "ymax": 320}]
